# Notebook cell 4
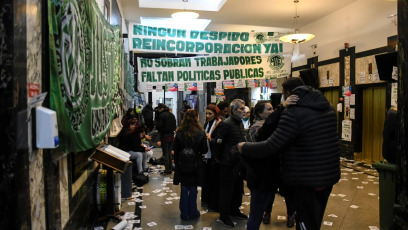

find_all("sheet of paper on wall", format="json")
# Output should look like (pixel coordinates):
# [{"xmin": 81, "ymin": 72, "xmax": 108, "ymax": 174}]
[
  {"xmin": 247, "ymin": 79, "xmax": 256, "ymax": 88},
  {"xmin": 391, "ymin": 82, "xmax": 398, "ymax": 107},
  {"xmin": 359, "ymin": 72, "xmax": 366, "ymax": 83},
  {"xmin": 392, "ymin": 66, "xmax": 398, "ymax": 80},
  {"xmin": 321, "ymin": 78, "xmax": 327, "ymax": 87},
  {"xmin": 328, "ymin": 78, "xmax": 334, "ymax": 86},
  {"xmin": 216, "ymin": 81, "xmax": 223, "ymax": 89},
  {"xmin": 146, "ymin": 83, "xmax": 153, "ymax": 92},
  {"xmin": 178, "ymin": 83, "xmax": 185, "ymax": 91},
  {"xmin": 156, "ymin": 83, "xmax": 163, "ymax": 92},
  {"xmin": 342, "ymin": 120, "xmax": 352, "ymax": 141},
  {"xmin": 344, "ymin": 96, "xmax": 350, "ymax": 106},
  {"xmin": 373, "ymin": 69, "xmax": 380, "ymax": 82},
  {"xmin": 337, "ymin": 103, "xmax": 343, "ymax": 112},
  {"xmin": 211, "ymin": 95, "xmax": 217, "ymax": 103},
  {"xmin": 350, "ymin": 108, "xmax": 355, "ymax": 119},
  {"xmin": 197, "ymin": 82, "xmax": 204, "ymax": 91},
  {"xmin": 234, "ymin": 79, "xmax": 246, "ymax": 88},
  {"xmin": 350, "ymin": 94, "xmax": 355, "ymax": 105}
]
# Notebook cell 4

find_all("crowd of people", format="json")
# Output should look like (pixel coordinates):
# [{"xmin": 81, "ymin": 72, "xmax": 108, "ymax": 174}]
[{"xmin": 117, "ymin": 77, "xmax": 340, "ymax": 230}]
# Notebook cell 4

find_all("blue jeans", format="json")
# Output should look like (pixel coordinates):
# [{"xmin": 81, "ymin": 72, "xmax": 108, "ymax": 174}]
[
  {"xmin": 247, "ymin": 189, "xmax": 273, "ymax": 230},
  {"xmin": 128, "ymin": 151, "xmax": 143, "ymax": 173},
  {"xmin": 179, "ymin": 185, "xmax": 199, "ymax": 220}
]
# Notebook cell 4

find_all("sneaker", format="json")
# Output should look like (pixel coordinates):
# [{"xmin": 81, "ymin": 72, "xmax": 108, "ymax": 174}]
[
  {"xmin": 287, "ymin": 214, "xmax": 295, "ymax": 228},
  {"xmin": 231, "ymin": 212, "xmax": 248, "ymax": 220},
  {"xmin": 220, "ymin": 216, "xmax": 235, "ymax": 228},
  {"xmin": 160, "ymin": 170, "xmax": 172, "ymax": 175},
  {"xmin": 180, "ymin": 214, "xmax": 189, "ymax": 221},
  {"xmin": 190, "ymin": 211, "xmax": 200, "ymax": 220},
  {"xmin": 262, "ymin": 212, "xmax": 271, "ymax": 224}
]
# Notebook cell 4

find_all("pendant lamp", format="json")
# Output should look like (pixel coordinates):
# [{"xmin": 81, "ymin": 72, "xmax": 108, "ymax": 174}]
[{"xmin": 279, "ymin": 0, "xmax": 315, "ymax": 44}]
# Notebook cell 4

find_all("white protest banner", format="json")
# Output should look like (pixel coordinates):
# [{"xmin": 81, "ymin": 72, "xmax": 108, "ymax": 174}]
[
  {"xmin": 129, "ymin": 24, "xmax": 292, "ymax": 56},
  {"xmin": 137, "ymin": 55, "xmax": 290, "ymax": 85}
]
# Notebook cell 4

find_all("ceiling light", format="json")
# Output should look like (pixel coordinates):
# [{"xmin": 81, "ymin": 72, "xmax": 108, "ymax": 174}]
[
  {"xmin": 141, "ymin": 17, "xmax": 211, "ymax": 30},
  {"xmin": 171, "ymin": 12, "xmax": 199, "ymax": 20},
  {"xmin": 279, "ymin": 0, "xmax": 315, "ymax": 44}
]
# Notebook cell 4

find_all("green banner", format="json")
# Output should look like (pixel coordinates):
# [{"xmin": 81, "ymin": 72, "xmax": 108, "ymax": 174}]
[
  {"xmin": 129, "ymin": 24, "xmax": 292, "ymax": 55},
  {"xmin": 48, "ymin": 0, "xmax": 122, "ymax": 152}
]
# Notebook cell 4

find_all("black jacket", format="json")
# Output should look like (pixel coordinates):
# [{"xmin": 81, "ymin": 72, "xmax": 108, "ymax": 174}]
[
  {"xmin": 215, "ymin": 114, "xmax": 245, "ymax": 166},
  {"xmin": 142, "ymin": 105, "xmax": 153, "ymax": 121},
  {"xmin": 173, "ymin": 130, "xmax": 208, "ymax": 186},
  {"xmin": 242, "ymin": 86, "xmax": 340, "ymax": 188},
  {"xmin": 156, "ymin": 109, "xmax": 176, "ymax": 137},
  {"xmin": 118, "ymin": 128, "xmax": 145, "ymax": 153},
  {"xmin": 243, "ymin": 105, "xmax": 285, "ymax": 192},
  {"xmin": 382, "ymin": 109, "xmax": 397, "ymax": 163}
]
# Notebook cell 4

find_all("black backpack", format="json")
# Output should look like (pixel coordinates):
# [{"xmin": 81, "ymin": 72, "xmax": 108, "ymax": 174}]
[{"xmin": 178, "ymin": 142, "xmax": 198, "ymax": 173}]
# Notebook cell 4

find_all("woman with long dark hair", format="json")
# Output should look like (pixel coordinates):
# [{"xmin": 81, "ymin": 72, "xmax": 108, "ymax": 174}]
[
  {"xmin": 173, "ymin": 109, "xmax": 208, "ymax": 220},
  {"xmin": 119, "ymin": 114, "xmax": 151, "ymax": 174},
  {"xmin": 201, "ymin": 104, "xmax": 222, "ymax": 211}
]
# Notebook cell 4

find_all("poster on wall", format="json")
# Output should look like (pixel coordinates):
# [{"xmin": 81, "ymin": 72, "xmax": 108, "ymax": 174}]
[
  {"xmin": 165, "ymin": 83, "xmax": 178, "ymax": 92},
  {"xmin": 223, "ymin": 80, "xmax": 235, "ymax": 89},
  {"xmin": 48, "ymin": 0, "xmax": 122, "ymax": 152},
  {"xmin": 342, "ymin": 120, "xmax": 352, "ymax": 141},
  {"xmin": 391, "ymin": 82, "xmax": 398, "ymax": 107},
  {"xmin": 246, "ymin": 79, "xmax": 258, "ymax": 88}
]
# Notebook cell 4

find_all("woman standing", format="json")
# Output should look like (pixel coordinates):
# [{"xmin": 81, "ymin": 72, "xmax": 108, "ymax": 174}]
[
  {"xmin": 201, "ymin": 104, "xmax": 222, "ymax": 211},
  {"xmin": 173, "ymin": 109, "xmax": 208, "ymax": 220}
]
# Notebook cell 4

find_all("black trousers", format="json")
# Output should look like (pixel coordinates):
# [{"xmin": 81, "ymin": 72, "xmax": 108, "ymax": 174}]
[
  {"xmin": 219, "ymin": 164, "xmax": 243, "ymax": 217},
  {"xmin": 294, "ymin": 185, "xmax": 333, "ymax": 230},
  {"xmin": 202, "ymin": 159, "xmax": 220, "ymax": 210}
]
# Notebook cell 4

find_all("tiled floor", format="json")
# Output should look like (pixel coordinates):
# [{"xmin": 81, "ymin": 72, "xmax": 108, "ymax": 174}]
[{"xmin": 104, "ymin": 149, "xmax": 381, "ymax": 230}]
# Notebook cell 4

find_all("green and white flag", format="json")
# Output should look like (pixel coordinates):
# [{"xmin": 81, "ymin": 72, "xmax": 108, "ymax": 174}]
[{"xmin": 48, "ymin": 0, "xmax": 122, "ymax": 152}]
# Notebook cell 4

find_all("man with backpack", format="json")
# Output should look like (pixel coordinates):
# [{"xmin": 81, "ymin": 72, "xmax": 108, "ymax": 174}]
[{"xmin": 155, "ymin": 103, "xmax": 177, "ymax": 175}]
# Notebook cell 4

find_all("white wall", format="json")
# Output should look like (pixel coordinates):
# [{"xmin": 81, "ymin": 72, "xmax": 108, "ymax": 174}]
[{"xmin": 293, "ymin": 0, "xmax": 397, "ymax": 67}]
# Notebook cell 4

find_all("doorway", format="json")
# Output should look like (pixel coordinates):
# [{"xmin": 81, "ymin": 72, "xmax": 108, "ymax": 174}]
[{"xmin": 359, "ymin": 86, "xmax": 386, "ymax": 163}]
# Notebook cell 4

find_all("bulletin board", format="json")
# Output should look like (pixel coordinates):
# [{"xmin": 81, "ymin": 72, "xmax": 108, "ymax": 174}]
[
  {"xmin": 318, "ymin": 63, "xmax": 340, "ymax": 88},
  {"xmin": 355, "ymin": 55, "xmax": 386, "ymax": 85}
]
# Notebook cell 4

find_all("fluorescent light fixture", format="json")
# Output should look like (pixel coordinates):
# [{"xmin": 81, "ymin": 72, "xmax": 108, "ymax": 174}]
[
  {"xmin": 139, "ymin": 0, "xmax": 227, "ymax": 12},
  {"xmin": 171, "ymin": 12, "xmax": 199, "ymax": 20},
  {"xmin": 140, "ymin": 17, "xmax": 211, "ymax": 30}
]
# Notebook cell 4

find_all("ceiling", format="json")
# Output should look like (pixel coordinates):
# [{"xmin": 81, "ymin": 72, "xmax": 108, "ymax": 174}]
[{"xmin": 120, "ymin": 0, "xmax": 359, "ymax": 30}]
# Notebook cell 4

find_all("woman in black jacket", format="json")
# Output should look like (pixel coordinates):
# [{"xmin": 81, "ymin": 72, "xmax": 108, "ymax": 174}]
[
  {"xmin": 201, "ymin": 104, "xmax": 222, "ymax": 211},
  {"xmin": 173, "ymin": 109, "xmax": 208, "ymax": 220},
  {"xmin": 119, "ymin": 114, "xmax": 151, "ymax": 174}
]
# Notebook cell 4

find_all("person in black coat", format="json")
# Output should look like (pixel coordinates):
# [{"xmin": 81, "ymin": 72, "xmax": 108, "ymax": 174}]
[
  {"xmin": 142, "ymin": 102, "xmax": 154, "ymax": 132},
  {"xmin": 214, "ymin": 99, "xmax": 248, "ymax": 228},
  {"xmin": 382, "ymin": 107, "xmax": 397, "ymax": 163},
  {"xmin": 119, "ymin": 114, "xmax": 151, "ymax": 174},
  {"xmin": 201, "ymin": 104, "xmax": 222, "ymax": 211},
  {"xmin": 155, "ymin": 103, "xmax": 177, "ymax": 174},
  {"xmin": 238, "ymin": 77, "xmax": 340, "ymax": 230},
  {"xmin": 172, "ymin": 109, "xmax": 208, "ymax": 221},
  {"xmin": 245, "ymin": 97, "xmax": 298, "ymax": 230}
]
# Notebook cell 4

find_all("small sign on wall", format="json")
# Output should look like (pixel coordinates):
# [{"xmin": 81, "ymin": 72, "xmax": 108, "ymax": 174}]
[
  {"xmin": 342, "ymin": 120, "xmax": 352, "ymax": 142},
  {"xmin": 28, "ymin": 83, "xmax": 40, "ymax": 98}
]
